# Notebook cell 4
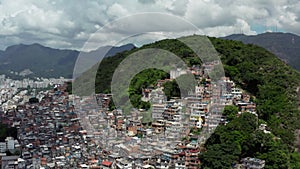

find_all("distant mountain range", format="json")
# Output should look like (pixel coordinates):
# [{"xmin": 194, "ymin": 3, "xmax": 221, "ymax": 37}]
[
  {"xmin": 0, "ymin": 43, "xmax": 135, "ymax": 78},
  {"xmin": 223, "ymin": 32, "xmax": 300, "ymax": 71},
  {"xmin": 0, "ymin": 50, "xmax": 3, "ymax": 58},
  {"xmin": 1, "ymin": 32, "xmax": 299, "ymax": 79}
]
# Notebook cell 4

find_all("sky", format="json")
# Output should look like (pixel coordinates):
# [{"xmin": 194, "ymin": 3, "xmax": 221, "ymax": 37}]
[{"xmin": 0, "ymin": 0, "xmax": 300, "ymax": 51}]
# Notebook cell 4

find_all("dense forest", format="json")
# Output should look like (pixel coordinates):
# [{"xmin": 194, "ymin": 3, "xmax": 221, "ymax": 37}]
[{"xmin": 73, "ymin": 35, "xmax": 300, "ymax": 168}]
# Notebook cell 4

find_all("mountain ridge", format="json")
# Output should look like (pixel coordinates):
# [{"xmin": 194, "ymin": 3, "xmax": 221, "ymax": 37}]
[
  {"xmin": 223, "ymin": 32, "xmax": 300, "ymax": 71},
  {"xmin": 0, "ymin": 43, "xmax": 135, "ymax": 78}
]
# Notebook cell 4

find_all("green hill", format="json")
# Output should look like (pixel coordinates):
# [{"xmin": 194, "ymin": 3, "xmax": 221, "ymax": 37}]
[
  {"xmin": 0, "ymin": 43, "xmax": 79, "ymax": 78},
  {"xmin": 73, "ymin": 35, "xmax": 300, "ymax": 168},
  {"xmin": 204, "ymin": 37, "xmax": 300, "ymax": 168},
  {"xmin": 223, "ymin": 32, "xmax": 300, "ymax": 72}
]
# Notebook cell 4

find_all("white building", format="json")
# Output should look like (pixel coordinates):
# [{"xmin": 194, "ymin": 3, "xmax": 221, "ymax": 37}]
[
  {"xmin": 0, "ymin": 142, "xmax": 6, "ymax": 153},
  {"xmin": 152, "ymin": 104, "xmax": 165, "ymax": 120},
  {"xmin": 0, "ymin": 137, "xmax": 16, "ymax": 153},
  {"xmin": 170, "ymin": 68, "xmax": 187, "ymax": 79},
  {"xmin": 5, "ymin": 137, "xmax": 15, "ymax": 150}
]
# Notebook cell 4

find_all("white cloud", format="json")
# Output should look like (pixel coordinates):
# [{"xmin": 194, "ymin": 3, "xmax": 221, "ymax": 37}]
[
  {"xmin": 202, "ymin": 19, "xmax": 256, "ymax": 37},
  {"xmin": 107, "ymin": 3, "xmax": 129, "ymax": 18},
  {"xmin": 185, "ymin": 0, "xmax": 235, "ymax": 28},
  {"xmin": 0, "ymin": 0, "xmax": 299, "ymax": 50}
]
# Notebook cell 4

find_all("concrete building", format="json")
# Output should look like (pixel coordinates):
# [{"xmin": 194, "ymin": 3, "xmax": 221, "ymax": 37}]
[
  {"xmin": 170, "ymin": 68, "xmax": 187, "ymax": 79},
  {"xmin": 1, "ymin": 156, "xmax": 20, "ymax": 169},
  {"xmin": 152, "ymin": 104, "xmax": 165, "ymax": 120},
  {"xmin": 0, "ymin": 143, "xmax": 6, "ymax": 153},
  {"xmin": 241, "ymin": 157, "xmax": 265, "ymax": 169},
  {"xmin": 5, "ymin": 137, "xmax": 14, "ymax": 151}
]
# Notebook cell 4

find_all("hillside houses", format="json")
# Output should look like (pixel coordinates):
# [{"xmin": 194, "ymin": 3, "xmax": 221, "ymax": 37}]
[{"xmin": 0, "ymin": 63, "xmax": 260, "ymax": 168}]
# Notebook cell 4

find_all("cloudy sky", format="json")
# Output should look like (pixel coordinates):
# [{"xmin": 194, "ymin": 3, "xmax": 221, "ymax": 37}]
[{"xmin": 0, "ymin": 0, "xmax": 299, "ymax": 51}]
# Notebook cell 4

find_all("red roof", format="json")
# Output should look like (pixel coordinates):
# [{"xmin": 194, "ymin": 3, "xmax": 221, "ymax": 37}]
[
  {"xmin": 102, "ymin": 161, "xmax": 112, "ymax": 166},
  {"xmin": 188, "ymin": 149, "xmax": 199, "ymax": 153},
  {"xmin": 178, "ymin": 151, "xmax": 186, "ymax": 156}
]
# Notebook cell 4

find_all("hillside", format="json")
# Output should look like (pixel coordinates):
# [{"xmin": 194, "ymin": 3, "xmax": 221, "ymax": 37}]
[
  {"xmin": 206, "ymin": 37, "xmax": 300, "ymax": 168},
  {"xmin": 0, "ymin": 43, "xmax": 135, "ymax": 78},
  {"xmin": 223, "ymin": 32, "xmax": 300, "ymax": 71},
  {"xmin": 73, "ymin": 35, "xmax": 300, "ymax": 168}
]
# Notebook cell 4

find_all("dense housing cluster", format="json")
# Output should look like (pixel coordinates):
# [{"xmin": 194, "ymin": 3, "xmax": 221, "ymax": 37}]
[{"xmin": 0, "ymin": 63, "xmax": 266, "ymax": 168}]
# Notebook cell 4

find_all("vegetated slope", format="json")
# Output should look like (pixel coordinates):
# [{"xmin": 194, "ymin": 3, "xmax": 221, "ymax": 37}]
[
  {"xmin": 0, "ymin": 43, "xmax": 79, "ymax": 78},
  {"xmin": 73, "ymin": 38, "xmax": 200, "ymax": 95},
  {"xmin": 74, "ymin": 35, "xmax": 300, "ymax": 168},
  {"xmin": 201, "ymin": 37, "xmax": 300, "ymax": 168},
  {"xmin": 0, "ymin": 43, "xmax": 135, "ymax": 78},
  {"xmin": 223, "ymin": 32, "xmax": 300, "ymax": 71}
]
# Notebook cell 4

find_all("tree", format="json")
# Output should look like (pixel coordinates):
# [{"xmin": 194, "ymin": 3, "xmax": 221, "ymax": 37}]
[
  {"xmin": 0, "ymin": 124, "xmax": 17, "ymax": 141},
  {"xmin": 163, "ymin": 80, "xmax": 180, "ymax": 100},
  {"xmin": 128, "ymin": 68, "xmax": 168, "ymax": 110},
  {"xmin": 257, "ymin": 150, "xmax": 289, "ymax": 169},
  {"xmin": 201, "ymin": 143, "xmax": 241, "ymax": 169},
  {"xmin": 108, "ymin": 99, "xmax": 116, "ymax": 111},
  {"xmin": 290, "ymin": 152, "xmax": 300, "ymax": 169},
  {"xmin": 29, "ymin": 97, "xmax": 39, "ymax": 104},
  {"xmin": 223, "ymin": 105, "xmax": 239, "ymax": 121}
]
